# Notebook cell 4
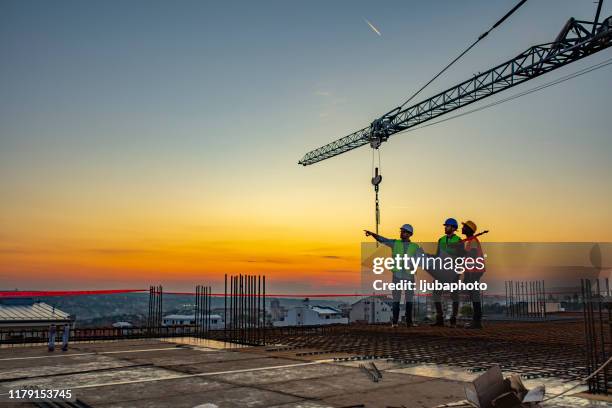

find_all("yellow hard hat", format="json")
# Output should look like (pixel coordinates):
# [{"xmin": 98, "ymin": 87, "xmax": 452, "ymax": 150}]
[{"xmin": 462, "ymin": 220, "xmax": 477, "ymax": 233}]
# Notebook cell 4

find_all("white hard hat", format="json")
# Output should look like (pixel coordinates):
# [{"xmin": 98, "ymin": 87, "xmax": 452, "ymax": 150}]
[{"xmin": 400, "ymin": 224, "xmax": 413, "ymax": 234}]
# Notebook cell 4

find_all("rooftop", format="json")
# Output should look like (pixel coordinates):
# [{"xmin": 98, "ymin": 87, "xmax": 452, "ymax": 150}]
[
  {"xmin": 309, "ymin": 306, "xmax": 341, "ymax": 315},
  {"xmin": 0, "ymin": 321, "xmax": 610, "ymax": 407},
  {"xmin": 0, "ymin": 337, "xmax": 608, "ymax": 407},
  {"xmin": 0, "ymin": 300, "xmax": 71, "ymax": 323}
]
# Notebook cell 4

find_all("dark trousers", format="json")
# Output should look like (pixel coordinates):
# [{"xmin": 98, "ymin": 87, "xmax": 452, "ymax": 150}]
[
  {"xmin": 392, "ymin": 275, "xmax": 414, "ymax": 324},
  {"xmin": 464, "ymin": 272, "xmax": 484, "ymax": 322},
  {"xmin": 432, "ymin": 275, "xmax": 460, "ymax": 322},
  {"xmin": 392, "ymin": 301, "xmax": 413, "ymax": 324}
]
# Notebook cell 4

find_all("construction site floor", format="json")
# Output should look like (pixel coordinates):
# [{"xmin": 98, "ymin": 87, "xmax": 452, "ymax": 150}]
[{"xmin": 0, "ymin": 336, "xmax": 608, "ymax": 408}]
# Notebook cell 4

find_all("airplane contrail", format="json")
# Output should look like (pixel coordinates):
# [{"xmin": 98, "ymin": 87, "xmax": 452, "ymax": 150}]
[{"xmin": 364, "ymin": 18, "xmax": 382, "ymax": 36}]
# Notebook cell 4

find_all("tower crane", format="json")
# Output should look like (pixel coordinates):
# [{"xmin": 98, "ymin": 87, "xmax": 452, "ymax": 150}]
[{"xmin": 298, "ymin": 2, "xmax": 611, "ymax": 235}]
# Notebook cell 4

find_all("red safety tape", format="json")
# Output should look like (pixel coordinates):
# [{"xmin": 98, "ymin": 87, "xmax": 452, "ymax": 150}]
[
  {"xmin": 0, "ymin": 289, "xmax": 581, "ymax": 299},
  {"xmin": 0, "ymin": 289, "xmax": 147, "ymax": 298}
]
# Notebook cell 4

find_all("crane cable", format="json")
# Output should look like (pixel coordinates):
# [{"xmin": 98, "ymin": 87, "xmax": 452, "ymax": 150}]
[
  {"xmin": 367, "ymin": 0, "xmax": 528, "ymax": 241},
  {"xmin": 371, "ymin": 149, "xmax": 383, "ymax": 242},
  {"xmin": 402, "ymin": 56, "xmax": 612, "ymax": 134},
  {"xmin": 397, "ymin": 0, "xmax": 529, "ymax": 110}
]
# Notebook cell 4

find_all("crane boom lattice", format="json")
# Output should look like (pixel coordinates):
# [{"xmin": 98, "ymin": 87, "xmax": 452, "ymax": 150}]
[{"xmin": 299, "ymin": 17, "xmax": 612, "ymax": 166}]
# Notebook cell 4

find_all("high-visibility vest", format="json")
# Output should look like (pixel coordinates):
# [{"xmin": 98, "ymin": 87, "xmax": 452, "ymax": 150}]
[
  {"xmin": 392, "ymin": 240, "xmax": 419, "ymax": 278},
  {"xmin": 438, "ymin": 234, "xmax": 461, "ymax": 256},
  {"xmin": 464, "ymin": 236, "xmax": 486, "ymax": 273}
]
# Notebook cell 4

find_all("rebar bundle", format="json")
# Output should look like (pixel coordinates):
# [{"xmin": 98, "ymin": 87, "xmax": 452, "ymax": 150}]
[
  {"xmin": 147, "ymin": 285, "xmax": 163, "ymax": 335},
  {"xmin": 195, "ymin": 285, "xmax": 212, "ymax": 336},
  {"xmin": 224, "ymin": 274, "xmax": 266, "ymax": 345},
  {"xmin": 505, "ymin": 280, "xmax": 546, "ymax": 319},
  {"xmin": 582, "ymin": 278, "xmax": 611, "ymax": 394}
]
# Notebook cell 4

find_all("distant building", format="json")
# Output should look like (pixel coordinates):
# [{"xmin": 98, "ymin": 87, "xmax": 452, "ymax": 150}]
[
  {"xmin": 272, "ymin": 299, "xmax": 347, "ymax": 327},
  {"xmin": 349, "ymin": 296, "xmax": 392, "ymax": 324},
  {"xmin": 162, "ymin": 313, "xmax": 224, "ymax": 329},
  {"xmin": 112, "ymin": 321, "xmax": 133, "ymax": 328},
  {"xmin": 0, "ymin": 298, "xmax": 73, "ymax": 330},
  {"xmin": 270, "ymin": 299, "xmax": 287, "ymax": 322}
]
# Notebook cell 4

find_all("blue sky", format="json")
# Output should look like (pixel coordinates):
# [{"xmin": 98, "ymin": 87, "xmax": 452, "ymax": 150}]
[{"xmin": 1, "ymin": 0, "xmax": 611, "ymax": 290}]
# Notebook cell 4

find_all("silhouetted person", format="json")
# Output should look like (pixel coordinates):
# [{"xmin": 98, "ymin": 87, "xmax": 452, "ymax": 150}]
[
  {"xmin": 61, "ymin": 324, "xmax": 70, "ymax": 351},
  {"xmin": 48, "ymin": 324, "xmax": 56, "ymax": 352},
  {"xmin": 459, "ymin": 220, "xmax": 486, "ymax": 329}
]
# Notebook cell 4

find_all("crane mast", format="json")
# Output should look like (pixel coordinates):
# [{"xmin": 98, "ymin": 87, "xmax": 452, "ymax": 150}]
[{"xmin": 299, "ymin": 16, "xmax": 612, "ymax": 166}]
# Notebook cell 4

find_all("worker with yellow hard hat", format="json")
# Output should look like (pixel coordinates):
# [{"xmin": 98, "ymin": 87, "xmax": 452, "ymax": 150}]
[{"xmin": 459, "ymin": 220, "xmax": 486, "ymax": 329}]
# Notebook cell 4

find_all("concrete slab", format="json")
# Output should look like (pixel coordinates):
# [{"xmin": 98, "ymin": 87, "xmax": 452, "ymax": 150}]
[
  {"xmin": 0, "ymin": 366, "xmax": 181, "ymax": 392},
  {"xmin": 260, "ymin": 370, "xmax": 431, "ymax": 399},
  {"xmin": 211, "ymin": 362, "xmax": 356, "ymax": 386},
  {"xmin": 76, "ymin": 377, "xmax": 231, "ymax": 405},
  {"xmin": 168, "ymin": 356, "xmax": 305, "ymax": 375},
  {"xmin": 0, "ymin": 354, "xmax": 143, "ymax": 380},
  {"xmin": 95, "ymin": 385, "xmax": 301, "ymax": 408},
  {"xmin": 268, "ymin": 402, "xmax": 334, "ymax": 408},
  {"xmin": 321, "ymin": 377, "xmax": 466, "ymax": 408},
  {"xmin": 116, "ymin": 348, "xmax": 262, "ymax": 366},
  {"xmin": 69, "ymin": 340, "xmax": 178, "ymax": 352},
  {"xmin": 3, "ymin": 338, "xmax": 599, "ymax": 408}
]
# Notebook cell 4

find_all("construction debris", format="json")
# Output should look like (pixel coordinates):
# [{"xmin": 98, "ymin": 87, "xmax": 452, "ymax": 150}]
[
  {"xmin": 359, "ymin": 362, "xmax": 382, "ymax": 382},
  {"xmin": 369, "ymin": 362, "xmax": 383, "ymax": 379},
  {"xmin": 464, "ymin": 365, "xmax": 544, "ymax": 408}
]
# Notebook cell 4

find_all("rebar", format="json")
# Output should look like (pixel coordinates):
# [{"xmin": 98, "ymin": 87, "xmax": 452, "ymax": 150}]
[
  {"xmin": 222, "ymin": 274, "xmax": 266, "ymax": 345},
  {"xmin": 505, "ymin": 280, "xmax": 546, "ymax": 320},
  {"xmin": 582, "ymin": 278, "xmax": 611, "ymax": 394},
  {"xmin": 147, "ymin": 285, "xmax": 163, "ymax": 336}
]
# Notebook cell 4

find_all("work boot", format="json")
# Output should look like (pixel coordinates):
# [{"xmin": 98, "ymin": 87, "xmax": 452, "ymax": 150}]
[
  {"xmin": 473, "ymin": 301, "xmax": 483, "ymax": 322},
  {"xmin": 450, "ymin": 301, "xmax": 459, "ymax": 328},
  {"xmin": 431, "ymin": 318, "xmax": 444, "ymax": 327},
  {"xmin": 405, "ymin": 303, "xmax": 414, "ymax": 327},
  {"xmin": 392, "ymin": 302, "xmax": 400, "ymax": 327},
  {"xmin": 430, "ymin": 302, "xmax": 444, "ymax": 326},
  {"xmin": 464, "ymin": 320, "xmax": 483, "ymax": 329}
]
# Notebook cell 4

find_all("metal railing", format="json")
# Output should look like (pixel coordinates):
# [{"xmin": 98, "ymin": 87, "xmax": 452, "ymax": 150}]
[{"xmin": 0, "ymin": 325, "xmax": 208, "ymax": 347}]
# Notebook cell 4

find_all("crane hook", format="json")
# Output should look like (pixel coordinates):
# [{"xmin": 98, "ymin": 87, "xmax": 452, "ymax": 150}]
[{"xmin": 371, "ymin": 167, "xmax": 382, "ymax": 242}]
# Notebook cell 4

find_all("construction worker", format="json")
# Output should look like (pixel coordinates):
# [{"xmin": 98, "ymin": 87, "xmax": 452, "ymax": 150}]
[
  {"xmin": 430, "ymin": 218, "xmax": 462, "ymax": 327},
  {"xmin": 61, "ymin": 324, "xmax": 70, "ymax": 352},
  {"xmin": 458, "ymin": 220, "xmax": 486, "ymax": 329},
  {"xmin": 365, "ymin": 224, "xmax": 422, "ymax": 327},
  {"xmin": 48, "ymin": 324, "xmax": 56, "ymax": 352}
]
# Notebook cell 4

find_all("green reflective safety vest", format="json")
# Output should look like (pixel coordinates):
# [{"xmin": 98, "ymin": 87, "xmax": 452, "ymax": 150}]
[
  {"xmin": 437, "ymin": 234, "xmax": 461, "ymax": 257},
  {"xmin": 392, "ymin": 240, "xmax": 419, "ymax": 278}
]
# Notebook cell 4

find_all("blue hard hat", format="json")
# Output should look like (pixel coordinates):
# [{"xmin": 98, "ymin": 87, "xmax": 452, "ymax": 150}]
[{"xmin": 443, "ymin": 218, "xmax": 458, "ymax": 228}]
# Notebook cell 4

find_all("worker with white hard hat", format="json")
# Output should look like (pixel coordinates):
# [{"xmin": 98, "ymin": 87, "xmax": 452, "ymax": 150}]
[{"xmin": 365, "ymin": 224, "xmax": 423, "ymax": 327}]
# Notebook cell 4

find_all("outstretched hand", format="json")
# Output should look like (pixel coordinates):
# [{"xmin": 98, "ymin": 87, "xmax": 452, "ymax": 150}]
[{"xmin": 364, "ymin": 230, "xmax": 373, "ymax": 237}]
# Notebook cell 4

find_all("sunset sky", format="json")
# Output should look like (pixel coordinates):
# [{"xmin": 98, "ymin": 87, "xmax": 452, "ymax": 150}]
[{"xmin": 1, "ymin": 0, "xmax": 611, "ymax": 292}]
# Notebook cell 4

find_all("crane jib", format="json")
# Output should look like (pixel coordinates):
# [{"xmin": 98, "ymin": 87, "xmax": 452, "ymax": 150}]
[{"xmin": 298, "ymin": 16, "xmax": 612, "ymax": 166}]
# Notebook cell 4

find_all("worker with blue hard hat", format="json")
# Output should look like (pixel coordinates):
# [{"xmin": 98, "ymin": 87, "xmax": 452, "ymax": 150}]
[
  {"xmin": 365, "ymin": 223, "xmax": 422, "ymax": 328},
  {"xmin": 429, "ymin": 217, "xmax": 462, "ymax": 327}
]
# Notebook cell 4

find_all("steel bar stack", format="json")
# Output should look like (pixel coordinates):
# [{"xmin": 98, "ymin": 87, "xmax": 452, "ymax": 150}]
[
  {"xmin": 147, "ymin": 285, "xmax": 163, "ymax": 336},
  {"xmin": 582, "ymin": 278, "xmax": 611, "ymax": 394},
  {"xmin": 224, "ymin": 274, "xmax": 266, "ymax": 345},
  {"xmin": 505, "ymin": 280, "xmax": 546, "ymax": 319}
]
